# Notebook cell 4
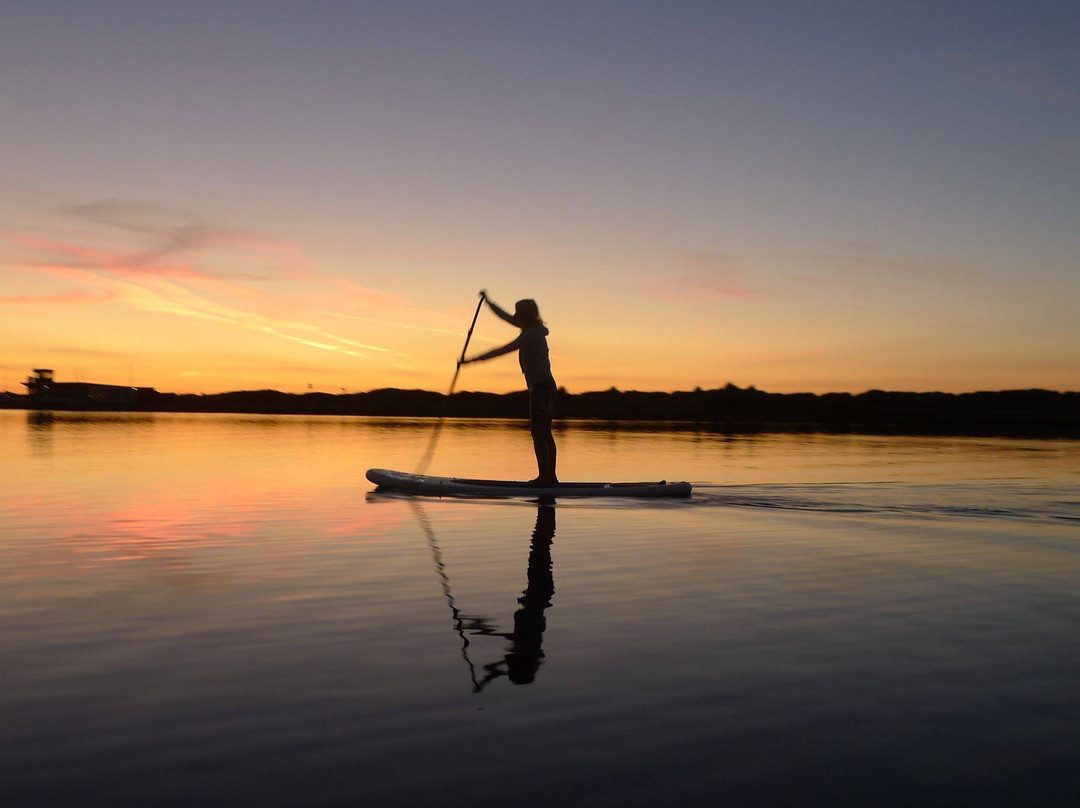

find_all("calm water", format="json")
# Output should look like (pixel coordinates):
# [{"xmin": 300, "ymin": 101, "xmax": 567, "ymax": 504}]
[{"xmin": 2, "ymin": 410, "xmax": 1079, "ymax": 807}]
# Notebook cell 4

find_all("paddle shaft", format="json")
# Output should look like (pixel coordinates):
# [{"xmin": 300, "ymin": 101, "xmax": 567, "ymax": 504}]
[
  {"xmin": 446, "ymin": 294, "xmax": 485, "ymax": 396},
  {"xmin": 414, "ymin": 293, "xmax": 485, "ymax": 474}
]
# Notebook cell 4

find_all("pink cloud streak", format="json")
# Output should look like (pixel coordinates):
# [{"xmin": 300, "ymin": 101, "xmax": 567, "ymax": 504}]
[
  {"xmin": 0, "ymin": 205, "xmax": 411, "ymax": 360},
  {"xmin": 642, "ymin": 248, "xmax": 758, "ymax": 301}
]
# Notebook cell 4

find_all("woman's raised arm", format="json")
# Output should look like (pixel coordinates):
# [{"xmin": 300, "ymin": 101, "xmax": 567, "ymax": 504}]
[{"xmin": 480, "ymin": 290, "xmax": 518, "ymax": 327}]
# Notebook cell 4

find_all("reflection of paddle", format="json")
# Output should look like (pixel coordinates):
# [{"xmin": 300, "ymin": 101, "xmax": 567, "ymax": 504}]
[
  {"xmin": 409, "ymin": 499, "xmax": 555, "ymax": 693},
  {"xmin": 414, "ymin": 293, "xmax": 485, "ymax": 475},
  {"xmin": 408, "ymin": 500, "xmax": 484, "ymax": 692}
]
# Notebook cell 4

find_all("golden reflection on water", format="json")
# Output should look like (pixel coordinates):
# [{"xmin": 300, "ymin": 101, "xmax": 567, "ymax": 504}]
[
  {"xmin": 2, "ymin": 412, "xmax": 1080, "ymax": 805},
  {"xmin": 3, "ymin": 412, "xmax": 1078, "ymax": 580}
]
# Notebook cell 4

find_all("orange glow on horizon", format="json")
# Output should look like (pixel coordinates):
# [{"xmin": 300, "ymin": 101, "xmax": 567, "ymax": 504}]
[{"xmin": 2, "ymin": 214, "xmax": 1077, "ymax": 397}]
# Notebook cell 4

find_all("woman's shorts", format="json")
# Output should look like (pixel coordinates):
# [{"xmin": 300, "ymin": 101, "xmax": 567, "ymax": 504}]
[{"xmin": 529, "ymin": 379, "xmax": 557, "ymax": 423}]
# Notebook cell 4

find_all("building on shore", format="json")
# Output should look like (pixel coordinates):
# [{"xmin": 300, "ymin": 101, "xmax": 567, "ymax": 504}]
[{"xmin": 22, "ymin": 369, "xmax": 156, "ymax": 410}]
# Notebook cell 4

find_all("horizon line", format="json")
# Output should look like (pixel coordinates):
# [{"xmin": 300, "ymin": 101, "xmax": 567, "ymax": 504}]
[{"xmin": 4, "ymin": 382, "xmax": 1078, "ymax": 398}]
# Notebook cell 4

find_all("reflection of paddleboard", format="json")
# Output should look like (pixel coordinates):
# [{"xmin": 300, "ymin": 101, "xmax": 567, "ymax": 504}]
[{"xmin": 366, "ymin": 468, "xmax": 692, "ymax": 498}]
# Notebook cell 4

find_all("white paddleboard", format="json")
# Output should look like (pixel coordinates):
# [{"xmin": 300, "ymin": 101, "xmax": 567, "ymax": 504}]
[{"xmin": 366, "ymin": 468, "xmax": 692, "ymax": 498}]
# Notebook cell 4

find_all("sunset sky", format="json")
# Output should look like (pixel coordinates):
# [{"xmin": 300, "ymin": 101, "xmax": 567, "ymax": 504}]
[{"xmin": 2, "ymin": 1, "xmax": 1078, "ymax": 395}]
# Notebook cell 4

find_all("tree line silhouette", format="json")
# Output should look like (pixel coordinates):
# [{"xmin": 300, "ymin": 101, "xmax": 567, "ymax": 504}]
[{"xmin": 4, "ymin": 383, "xmax": 1076, "ymax": 436}]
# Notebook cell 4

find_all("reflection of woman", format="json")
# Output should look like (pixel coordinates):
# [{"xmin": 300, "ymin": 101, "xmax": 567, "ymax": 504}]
[{"xmin": 478, "ymin": 504, "xmax": 557, "ymax": 688}]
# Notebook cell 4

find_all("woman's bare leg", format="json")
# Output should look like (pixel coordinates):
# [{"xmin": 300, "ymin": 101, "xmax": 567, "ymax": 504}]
[
  {"xmin": 531, "ymin": 421, "xmax": 558, "ymax": 484},
  {"xmin": 544, "ymin": 429, "xmax": 558, "ymax": 482}
]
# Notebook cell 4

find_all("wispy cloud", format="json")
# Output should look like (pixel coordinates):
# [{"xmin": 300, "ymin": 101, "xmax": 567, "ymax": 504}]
[
  {"xmin": 0, "ymin": 289, "xmax": 114, "ymax": 304},
  {"xmin": 642, "ymin": 248, "xmax": 757, "ymax": 301},
  {"xmin": 318, "ymin": 310, "xmax": 500, "ymax": 344},
  {"xmin": 734, "ymin": 348, "xmax": 828, "ymax": 367},
  {"xmin": 26, "ymin": 263, "xmax": 399, "ymax": 358},
  {"xmin": 10, "ymin": 344, "xmax": 127, "ymax": 360},
  {"xmin": 943, "ymin": 52, "xmax": 1079, "ymax": 109},
  {"xmin": 0, "ymin": 199, "xmax": 413, "ymax": 360},
  {"xmin": 1050, "ymin": 137, "xmax": 1080, "ymax": 158},
  {"xmin": 795, "ymin": 238, "xmax": 973, "ymax": 279}
]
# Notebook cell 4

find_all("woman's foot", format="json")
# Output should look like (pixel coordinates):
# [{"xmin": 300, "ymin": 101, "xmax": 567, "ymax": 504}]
[{"xmin": 528, "ymin": 476, "xmax": 559, "ymax": 486}]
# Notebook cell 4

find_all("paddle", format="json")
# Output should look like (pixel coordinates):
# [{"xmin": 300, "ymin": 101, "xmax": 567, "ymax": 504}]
[
  {"xmin": 414, "ymin": 292, "xmax": 485, "ymax": 475},
  {"xmin": 448, "ymin": 292, "xmax": 485, "ymax": 398},
  {"xmin": 409, "ymin": 500, "xmax": 484, "ymax": 691}
]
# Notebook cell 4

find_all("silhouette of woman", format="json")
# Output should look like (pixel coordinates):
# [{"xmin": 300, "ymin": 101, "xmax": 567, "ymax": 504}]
[{"xmin": 459, "ymin": 291, "xmax": 558, "ymax": 485}]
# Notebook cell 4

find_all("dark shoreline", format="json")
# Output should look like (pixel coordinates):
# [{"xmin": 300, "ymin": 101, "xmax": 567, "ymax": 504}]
[{"xmin": 4, "ymin": 385, "xmax": 1079, "ymax": 438}]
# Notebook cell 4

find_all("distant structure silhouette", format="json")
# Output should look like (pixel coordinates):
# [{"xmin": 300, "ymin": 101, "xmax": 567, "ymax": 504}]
[
  {"xmin": 21, "ymin": 369, "xmax": 155, "ymax": 410},
  {"xmin": 460, "ymin": 291, "xmax": 558, "ymax": 484}
]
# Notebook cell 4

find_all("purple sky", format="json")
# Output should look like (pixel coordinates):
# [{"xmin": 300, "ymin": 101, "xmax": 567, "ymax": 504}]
[{"xmin": 2, "ymin": 1, "xmax": 1078, "ymax": 394}]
